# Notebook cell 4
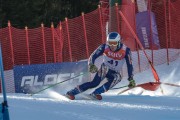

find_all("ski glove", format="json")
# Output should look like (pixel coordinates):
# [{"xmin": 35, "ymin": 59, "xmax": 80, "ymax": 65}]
[
  {"xmin": 89, "ymin": 63, "xmax": 98, "ymax": 73},
  {"xmin": 128, "ymin": 77, "xmax": 136, "ymax": 88}
]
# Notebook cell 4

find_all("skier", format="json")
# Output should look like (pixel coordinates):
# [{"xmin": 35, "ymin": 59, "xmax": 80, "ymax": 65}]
[{"xmin": 66, "ymin": 32, "xmax": 136, "ymax": 100}]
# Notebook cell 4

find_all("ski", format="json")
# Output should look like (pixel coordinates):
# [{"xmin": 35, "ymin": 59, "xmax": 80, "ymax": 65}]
[
  {"xmin": 160, "ymin": 82, "xmax": 180, "ymax": 87},
  {"xmin": 118, "ymin": 82, "xmax": 160, "ymax": 95},
  {"xmin": 117, "ymin": 82, "xmax": 160, "ymax": 95},
  {"xmin": 63, "ymin": 94, "xmax": 102, "ymax": 100},
  {"xmin": 117, "ymin": 82, "xmax": 180, "ymax": 95},
  {"xmin": 117, "ymin": 86, "xmax": 138, "ymax": 95},
  {"xmin": 80, "ymin": 94, "xmax": 102, "ymax": 100}
]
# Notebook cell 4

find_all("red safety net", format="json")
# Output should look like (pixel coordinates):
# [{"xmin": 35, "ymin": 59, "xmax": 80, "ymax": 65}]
[{"xmin": 0, "ymin": 0, "xmax": 179, "ymax": 72}]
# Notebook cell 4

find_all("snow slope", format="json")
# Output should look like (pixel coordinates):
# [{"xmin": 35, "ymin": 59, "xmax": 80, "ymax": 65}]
[{"xmin": 0, "ymin": 58, "xmax": 180, "ymax": 120}]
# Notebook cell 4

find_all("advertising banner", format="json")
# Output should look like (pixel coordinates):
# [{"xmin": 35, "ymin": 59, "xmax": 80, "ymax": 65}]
[
  {"xmin": 136, "ymin": 11, "xmax": 160, "ymax": 49},
  {"xmin": 14, "ymin": 61, "xmax": 88, "ymax": 93}
]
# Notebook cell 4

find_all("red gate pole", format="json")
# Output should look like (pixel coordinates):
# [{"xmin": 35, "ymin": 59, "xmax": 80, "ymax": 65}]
[
  {"xmin": 119, "ymin": 11, "xmax": 160, "ymax": 82},
  {"xmin": 25, "ymin": 26, "xmax": 30, "ymax": 64}
]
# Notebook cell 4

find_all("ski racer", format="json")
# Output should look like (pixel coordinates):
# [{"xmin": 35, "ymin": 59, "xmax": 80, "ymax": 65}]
[{"xmin": 66, "ymin": 32, "xmax": 136, "ymax": 100}]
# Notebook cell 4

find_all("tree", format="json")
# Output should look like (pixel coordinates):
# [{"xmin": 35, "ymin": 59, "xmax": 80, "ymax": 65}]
[{"xmin": 0, "ymin": 0, "xmax": 99, "ymax": 28}]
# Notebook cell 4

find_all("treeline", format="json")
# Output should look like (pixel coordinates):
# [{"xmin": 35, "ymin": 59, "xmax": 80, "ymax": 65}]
[{"xmin": 0, "ymin": 0, "xmax": 99, "ymax": 28}]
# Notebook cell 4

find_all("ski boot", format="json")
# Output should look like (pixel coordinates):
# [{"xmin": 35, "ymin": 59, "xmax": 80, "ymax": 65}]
[
  {"xmin": 65, "ymin": 92, "xmax": 75, "ymax": 100},
  {"xmin": 90, "ymin": 93, "xmax": 102, "ymax": 100},
  {"xmin": 65, "ymin": 87, "xmax": 81, "ymax": 100}
]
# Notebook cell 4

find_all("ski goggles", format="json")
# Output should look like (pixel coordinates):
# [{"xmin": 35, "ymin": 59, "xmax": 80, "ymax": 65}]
[{"xmin": 107, "ymin": 41, "xmax": 118, "ymax": 46}]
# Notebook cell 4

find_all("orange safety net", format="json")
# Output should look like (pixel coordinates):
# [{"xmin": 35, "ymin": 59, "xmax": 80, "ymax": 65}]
[{"xmin": 0, "ymin": 0, "xmax": 179, "ymax": 73}]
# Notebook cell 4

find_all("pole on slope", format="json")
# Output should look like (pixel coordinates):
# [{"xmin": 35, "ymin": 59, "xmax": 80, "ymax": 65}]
[
  {"xmin": 111, "ymin": 85, "xmax": 128, "ymax": 90},
  {"xmin": 30, "ymin": 72, "xmax": 88, "ymax": 96},
  {"xmin": 119, "ymin": 11, "xmax": 160, "ymax": 82},
  {"xmin": 0, "ymin": 43, "xmax": 10, "ymax": 120}
]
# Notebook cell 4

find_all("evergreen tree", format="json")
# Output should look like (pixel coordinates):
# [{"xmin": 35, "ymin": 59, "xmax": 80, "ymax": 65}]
[{"xmin": 0, "ymin": 0, "xmax": 99, "ymax": 28}]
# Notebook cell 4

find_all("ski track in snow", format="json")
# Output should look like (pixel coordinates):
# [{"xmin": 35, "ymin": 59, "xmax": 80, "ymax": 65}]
[{"xmin": 4, "ymin": 93, "xmax": 180, "ymax": 112}]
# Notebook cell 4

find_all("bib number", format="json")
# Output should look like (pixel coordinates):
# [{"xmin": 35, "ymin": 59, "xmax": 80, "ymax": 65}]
[{"xmin": 108, "ymin": 60, "xmax": 118, "ymax": 66}]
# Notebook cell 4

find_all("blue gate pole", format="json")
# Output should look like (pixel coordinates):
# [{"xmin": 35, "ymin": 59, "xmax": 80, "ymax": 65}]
[{"xmin": 0, "ymin": 43, "xmax": 10, "ymax": 120}]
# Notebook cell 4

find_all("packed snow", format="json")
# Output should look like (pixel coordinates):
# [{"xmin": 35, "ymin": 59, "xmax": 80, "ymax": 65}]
[{"xmin": 0, "ymin": 57, "xmax": 180, "ymax": 120}]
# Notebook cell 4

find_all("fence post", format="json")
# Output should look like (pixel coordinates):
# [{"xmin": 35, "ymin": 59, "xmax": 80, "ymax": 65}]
[
  {"xmin": 51, "ymin": 22, "xmax": 56, "ymax": 63},
  {"xmin": 59, "ymin": 21, "xmax": 63, "ymax": 62},
  {"xmin": 168, "ymin": 0, "xmax": 172, "ymax": 49},
  {"xmin": 41, "ymin": 23, "xmax": 47, "ymax": 63},
  {"xmin": 98, "ymin": 5, "xmax": 105, "ymax": 43},
  {"xmin": 131, "ymin": 0, "xmax": 141, "ymax": 72},
  {"xmin": 137, "ymin": 45, "xmax": 141, "ymax": 72},
  {"xmin": 163, "ymin": 0, "xmax": 169, "ymax": 65},
  {"xmin": 167, "ymin": 0, "xmax": 171, "ymax": 64},
  {"xmin": 148, "ymin": 0, "xmax": 154, "ymax": 64},
  {"xmin": 115, "ymin": 3, "xmax": 120, "ymax": 34},
  {"xmin": 25, "ymin": 26, "xmax": 30, "ymax": 64},
  {"xmin": 82, "ymin": 12, "xmax": 89, "ymax": 58},
  {"xmin": 65, "ymin": 17, "xmax": 72, "ymax": 62},
  {"xmin": 8, "ymin": 21, "xmax": 14, "ymax": 66}
]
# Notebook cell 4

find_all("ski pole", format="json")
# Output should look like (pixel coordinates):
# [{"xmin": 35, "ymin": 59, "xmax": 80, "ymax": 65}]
[
  {"xmin": 110, "ymin": 85, "xmax": 128, "ymax": 90},
  {"xmin": 30, "ymin": 72, "xmax": 88, "ymax": 96}
]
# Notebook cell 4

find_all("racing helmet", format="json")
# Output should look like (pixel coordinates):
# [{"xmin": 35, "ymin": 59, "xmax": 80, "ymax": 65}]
[{"xmin": 106, "ymin": 32, "xmax": 121, "ymax": 46}]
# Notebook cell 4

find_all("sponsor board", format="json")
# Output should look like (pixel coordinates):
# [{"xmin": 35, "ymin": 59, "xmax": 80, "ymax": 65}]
[
  {"xmin": 14, "ymin": 61, "xmax": 88, "ymax": 93},
  {"xmin": 136, "ymin": 11, "xmax": 160, "ymax": 49}
]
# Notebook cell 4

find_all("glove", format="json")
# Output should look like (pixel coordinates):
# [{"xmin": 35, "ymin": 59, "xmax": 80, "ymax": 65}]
[
  {"xmin": 89, "ymin": 63, "xmax": 98, "ymax": 73},
  {"xmin": 128, "ymin": 77, "xmax": 136, "ymax": 88}
]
